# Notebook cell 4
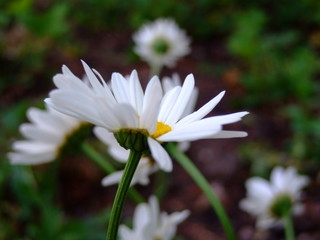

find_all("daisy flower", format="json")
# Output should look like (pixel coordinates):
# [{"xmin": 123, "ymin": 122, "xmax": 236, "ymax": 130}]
[
  {"xmin": 8, "ymin": 104, "xmax": 87, "ymax": 165},
  {"xmin": 133, "ymin": 18, "xmax": 191, "ymax": 71},
  {"xmin": 46, "ymin": 61, "xmax": 248, "ymax": 172},
  {"xmin": 95, "ymin": 74, "xmax": 198, "ymax": 187},
  {"xmin": 240, "ymin": 166, "xmax": 309, "ymax": 229},
  {"xmin": 119, "ymin": 196, "xmax": 189, "ymax": 240},
  {"xmin": 94, "ymin": 126, "xmax": 158, "ymax": 187}
]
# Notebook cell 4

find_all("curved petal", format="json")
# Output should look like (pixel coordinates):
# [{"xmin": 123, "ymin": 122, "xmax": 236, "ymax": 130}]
[
  {"xmin": 158, "ymin": 86, "xmax": 181, "ymax": 122},
  {"xmin": 209, "ymin": 130, "xmax": 248, "ymax": 139},
  {"xmin": 147, "ymin": 137, "xmax": 172, "ymax": 172},
  {"xmin": 140, "ymin": 76, "xmax": 162, "ymax": 133},
  {"xmin": 164, "ymin": 74, "xmax": 195, "ymax": 126},
  {"xmin": 101, "ymin": 171, "xmax": 124, "ymax": 186},
  {"xmin": 19, "ymin": 124, "xmax": 62, "ymax": 144},
  {"xmin": 112, "ymin": 104, "xmax": 139, "ymax": 129},
  {"xmin": 93, "ymin": 127, "xmax": 128, "ymax": 162},
  {"xmin": 158, "ymin": 118, "xmax": 223, "ymax": 142},
  {"xmin": 129, "ymin": 70, "xmax": 144, "ymax": 115},
  {"xmin": 174, "ymin": 91, "xmax": 225, "ymax": 128},
  {"xmin": 8, "ymin": 151, "xmax": 56, "ymax": 165},
  {"xmin": 111, "ymin": 72, "xmax": 130, "ymax": 104}
]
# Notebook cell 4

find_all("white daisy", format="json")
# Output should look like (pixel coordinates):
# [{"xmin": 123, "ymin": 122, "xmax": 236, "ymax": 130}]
[
  {"xmin": 119, "ymin": 196, "xmax": 189, "ymax": 240},
  {"xmin": 46, "ymin": 61, "xmax": 248, "ymax": 172},
  {"xmin": 133, "ymin": 18, "xmax": 191, "ymax": 70},
  {"xmin": 240, "ymin": 166, "xmax": 309, "ymax": 229},
  {"xmin": 8, "ymin": 104, "xmax": 86, "ymax": 165},
  {"xmin": 94, "ymin": 126, "xmax": 158, "ymax": 187},
  {"xmin": 96, "ymin": 74, "xmax": 197, "ymax": 187}
]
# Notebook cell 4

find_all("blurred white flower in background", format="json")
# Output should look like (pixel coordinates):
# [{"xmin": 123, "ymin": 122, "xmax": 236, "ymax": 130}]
[
  {"xmin": 8, "ymin": 104, "xmax": 86, "ymax": 165},
  {"xmin": 119, "ymin": 196, "xmax": 189, "ymax": 240},
  {"xmin": 133, "ymin": 18, "xmax": 191, "ymax": 73},
  {"xmin": 240, "ymin": 166, "xmax": 309, "ymax": 229}
]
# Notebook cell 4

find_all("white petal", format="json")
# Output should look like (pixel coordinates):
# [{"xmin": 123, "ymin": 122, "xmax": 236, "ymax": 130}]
[
  {"xmin": 164, "ymin": 74, "xmax": 195, "ymax": 126},
  {"xmin": 112, "ymin": 104, "xmax": 139, "ymax": 129},
  {"xmin": 169, "ymin": 210, "xmax": 190, "ymax": 224},
  {"xmin": 158, "ymin": 86, "xmax": 181, "ymax": 122},
  {"xmin": 46, "ymin": 91, "xmax": 103, "ymax": 126},
  {"xmin": 140, "ymin": 76, "xmax": 162, "ymax": 133},
  {"xmin": 27, "ymin": 107, "xmax": 65, "ymax": 130},
  {"xmin": 53, "ymin": 73, "xmax": 90, "ymax": 95},
  {"xmin": 101, "ymin": 171, "xmax": 124, "ymax": 186},
  {"xmin": 147, "ymin": 137, "xmax": 172, "ymax": 172},
  {"xmin": 133, "ymin": 203, "xmax": 150, "ymax": 232},
  {"xmin": 271, "ymin": 166, "xmax": 286, "ymax": 191},
  {"xmin": 158, "ymin": 118, "xmax": 223, "ymax": 142},
  {"xmin": 8, "ymin": 151, "xmax": 56, "ymax": 165},
  {"xmin": 93, "ymin": 98, "xmax": 122, "ymax": 130},
  {"xmin": 111, "ymin": 72, "xmax": 130, "ymax": 104},
  {"xmin": 209, "ymin": 130, "xmax": 248, "ymax": 138},
  {"xmin": 129, "ymin": 70, "xmax": 144, "ymax": 115},
  {"xmin": 19, "ymin": 124, "xmax": 62, "ymax": 144},
  {"xmin": 81, "ymin": 60, "xmax": 112, "ymax": 99},
  {"xmin": 12, "ymin": 141, "xmax": 56, "ymax": 154},
  {"xmin": 92, "ymin": 68, "xmax": 117, "ymax": 104},
  {"xmin": 246, "ymin": 178, "xmax": 273, "ymax": 201},
  {"xmin": 182, "ymin": 87, "xmax": 199, "ymax": 118},
  {"xmin": 119, "ymin": 226, "xmax": 137, "ymax": 240},
  {"xmin": 93, "ymin": 127, "xmax": 128, "ymax": 162},
  {"xmin": 174, "ymin": 91, "xmax": 225, "ymax": 128}
]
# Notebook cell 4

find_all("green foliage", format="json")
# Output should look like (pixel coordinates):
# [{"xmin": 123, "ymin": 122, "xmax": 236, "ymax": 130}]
[
  {"xmin": 228, "ymin": 9, "xmax": 319, "ymax": 106},
  {"xmin": 285, "ymin": 105, "xmax": 320, "ymax": 164},
  {"xmin": 0, "ymin": 161, "xmax": 109, "ymax": 240},
  {"xmin": 2, "ymin": 0, "xmax": 320, "ymax": 238}
]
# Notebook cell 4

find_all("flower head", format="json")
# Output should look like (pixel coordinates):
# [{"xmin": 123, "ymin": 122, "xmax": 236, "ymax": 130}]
[
  {"xmin": 240, "ymin": 166, "xmax": 309, "ymax": 229},
  {"xmin": 95, "ymin": 74, "xmax": 198, "ymax": 187},
  {"xmin": 119, "ymin": 196, "xmax": 189, "ymax": 240},
  {"xmin": 46, "ymin": 61, "xmax": 248, "ymax": 172},
  {"xmin": 133, "ymin": 18, "xmax": 191, "ymax": 69},
  {"xmin": 8, "ymin": 104, "xmax": 87, "ymax": 165}
]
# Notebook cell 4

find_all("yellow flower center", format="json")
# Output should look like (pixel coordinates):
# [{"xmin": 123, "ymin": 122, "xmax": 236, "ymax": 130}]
[{"xmin": 152, "ymin": 121, "xmax": 172, "ymax": 138}]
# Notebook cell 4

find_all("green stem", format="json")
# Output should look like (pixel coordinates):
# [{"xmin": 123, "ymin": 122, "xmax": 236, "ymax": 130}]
[
  {"xmin": 150, "ymin": 63, "xmax": 162, "ymax": 77},
  {"xmin": 106, "ymin": 150, "xmax": 142, "ymax": 240},
  {"xmin": 81, "ymin": 142, "xmax": 144, "ymax": 204},
  {"xmin": 166, "ymin": 143, "xmax": 236, "ymax": 240},
  {"xmin": 81, "ymin": 142, "xmax": 115, "ymax": 173},
  {"xmin": 283, "ymin": 212, "xmax": 295, "ymax": 240},
  {"xmin": 154, "ymin": 171, "xmax": 170, "ymax": 200}
]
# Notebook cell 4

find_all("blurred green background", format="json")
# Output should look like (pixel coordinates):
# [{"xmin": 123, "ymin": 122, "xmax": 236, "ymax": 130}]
[{"xmin": 1, "ymin": 0, "xmax": 320, "ymax": 239}]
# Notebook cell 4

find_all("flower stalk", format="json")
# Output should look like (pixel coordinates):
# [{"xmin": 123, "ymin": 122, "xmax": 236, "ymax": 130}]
[
  {"xmin": 106, "ymin": 150, "xmax": 142, "ymax": 240},
  {"xmin": 166, "ymin": 142, "xmax": 236, "ymax": 240},
  {"xmin": 81, "ymin": 142, "xmax": 144, "ymax": 204},
  {"xmin": 283, "ymin": 212, "xmax": 295, "ymax": 240}
]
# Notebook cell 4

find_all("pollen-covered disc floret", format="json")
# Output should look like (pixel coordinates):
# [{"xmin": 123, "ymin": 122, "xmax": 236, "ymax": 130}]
[
  {"xmin": 8, "ymin": 104, "xmax": 86, "ymax": 165},
  {"xmin": 46, "ymin": 61, "xmax": 248, "ymax": 172},
  {"xmin": 118, "ymin": 196, "xmax": 189, "ymax": 240},
  {"xmin": 240, "ymin": 166, "xmax": 309, "ymax": 229},
  {"xmin": 133, "ymin": 18, "xmax": 191, "ymax": 69}
]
